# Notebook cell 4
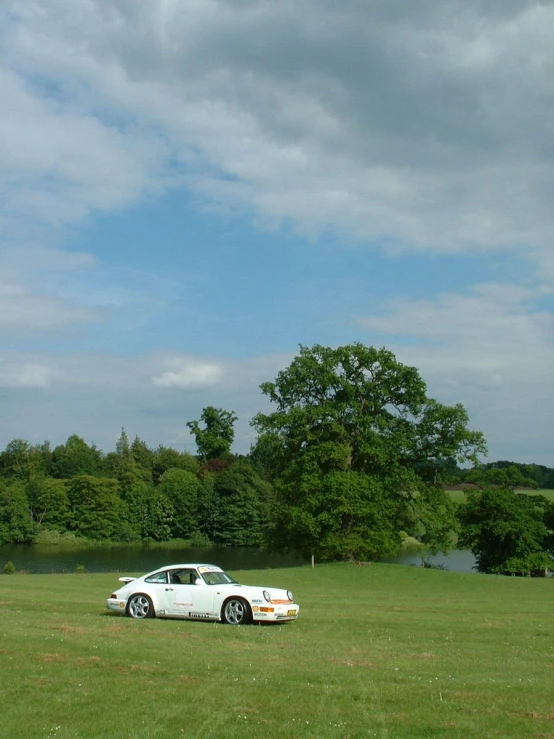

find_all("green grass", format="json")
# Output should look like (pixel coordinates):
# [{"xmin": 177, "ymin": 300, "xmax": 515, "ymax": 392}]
[
  {"xmin": 1, "ymin": 564, "xmax": 553, "ymax": 739},
  {"xmin": 519, "ymin": 488, "xmax": 554, "ymax": 501}
]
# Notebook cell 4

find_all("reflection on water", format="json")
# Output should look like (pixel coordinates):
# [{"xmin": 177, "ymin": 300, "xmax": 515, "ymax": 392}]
[
  {"xmin": 0, "ymin": 543, "xmax": 477, "ymax": 574},
  {"xmin": 0, "ymin": 544, "xmax": 307, "ymax": 574},
  {"xmin": 385, "ymin": 547, "xmax": 477, "ymax": 573}
]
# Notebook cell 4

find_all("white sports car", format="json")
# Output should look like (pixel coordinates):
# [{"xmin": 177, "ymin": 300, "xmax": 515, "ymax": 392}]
[{"xmin": 106, "ymin": 563, "xmax": 300, "ymax": 625}]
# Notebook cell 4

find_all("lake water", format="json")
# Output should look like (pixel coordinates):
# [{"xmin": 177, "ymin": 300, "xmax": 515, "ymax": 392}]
[
  {"xmin": 0, "ymin": 543, "xmax": 476, "ymax": 574},
  {"xmin": 385, "ymin": 547, "xmax": 477, "ymax": 573},
  {"xmin": 0, "ymin": 544, "xmax": 306, "ymax": 574}
]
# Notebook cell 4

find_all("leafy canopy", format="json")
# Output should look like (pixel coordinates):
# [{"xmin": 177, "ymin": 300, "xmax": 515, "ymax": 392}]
[
  {"xmin": 253, "ymin": 343, "xmax": 486, "ymax": 561},
  {"xmin": 187, "ymin": 406, "xmax": 238, "ymax": 460},
  {"xmin": 458, "ymin": 487, "xmax": 553, "ymax": 574}
]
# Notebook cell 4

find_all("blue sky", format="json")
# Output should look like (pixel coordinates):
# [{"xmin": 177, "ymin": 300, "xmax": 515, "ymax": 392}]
[{"xmin": 1, "ymin": 0, "xmax": 554, "ymax": 464}]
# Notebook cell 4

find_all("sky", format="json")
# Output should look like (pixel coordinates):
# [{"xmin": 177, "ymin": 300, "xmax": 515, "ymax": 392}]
[{"xmin": 1, "ymin": 0, "xmax": 554, "ymax": 465}]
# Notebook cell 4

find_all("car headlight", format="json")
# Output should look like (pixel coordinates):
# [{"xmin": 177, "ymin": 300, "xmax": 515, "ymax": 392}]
[
  {"xmin": 287, "ymin": 590, "xmax": 294, "ymax": 602},
  {"xmin": 263, "ymin": 590, "xmax": 271, "ymax": 602}
]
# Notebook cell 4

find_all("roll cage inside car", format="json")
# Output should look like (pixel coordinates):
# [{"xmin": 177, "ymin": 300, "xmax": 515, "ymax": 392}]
[{"xmin": 144, "ymin": 567, "xmax": 238, "ymax": 587}]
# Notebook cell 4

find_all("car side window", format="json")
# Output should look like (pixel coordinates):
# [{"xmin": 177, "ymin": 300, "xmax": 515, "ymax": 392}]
[
  {"xmin": 170, "ymin": 569, "xmax": 197, "ymax": 585},
  {"xmin": 144, "ymin": 571, "xmax": 168, "ymax": 584}
]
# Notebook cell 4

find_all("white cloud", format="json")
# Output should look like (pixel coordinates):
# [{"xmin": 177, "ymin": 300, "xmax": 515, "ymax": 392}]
[
  {"xmin": 0, "ymin": 279, "xmax": 99, "ymax": 331},
  {"xmin": 152, "ymin": 360, "xmax": 223, "ymax": 389},
  {"xmin": 358, "ymin": 282, "xmax": 554, "ymax": 463},
  {"xmin": 0, "ymin": 350, "xmax": 288, "ymax": 394},
  {"xmin": 0, "ymin": 350, "xmax": 288, "ymax": 453},
  {"xmin": 359, "ymin": 283, "xmax": 551, "ymax": 348},
  {"xmin": 0, "ymin": 67, "xmax": 171, "ymax": 230},
  {"xmin": 0, "ymin": 247, "xmax": 101, "ymax": 333},
  {"xmin": 0, "ymin": 361, "xmax": 53, "ymax": 388}
]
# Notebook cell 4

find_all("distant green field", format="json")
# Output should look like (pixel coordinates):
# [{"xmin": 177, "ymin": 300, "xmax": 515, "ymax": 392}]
[
  {"xmin": 1, "ymin": 564, "xmax": 553, "ymax": 738},
  {"xmin": 447, "ymin": 487, "xmax": 554, "ymax": 504},
  {"xmin": 515, "ymin": 488, "xmax": 554, "ymax": 502}
]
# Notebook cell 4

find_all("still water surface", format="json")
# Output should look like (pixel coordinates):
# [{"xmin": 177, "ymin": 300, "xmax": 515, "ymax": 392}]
[
  {"xmin": 386, "ymin": 547, "xmax": 477, "ymax": 572},
  {"xmin": 0, "ymin": 544, "xmax": 306, "ymax": 574},
  {"xmin": 0, "ymin": 543, "xmax": 476, "ymax": 574}
]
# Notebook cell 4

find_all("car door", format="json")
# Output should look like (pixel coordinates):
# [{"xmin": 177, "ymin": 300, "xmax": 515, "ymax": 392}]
[{"xmin": 161, "ymin": 568, "xmax": 216, "ymax": 619}]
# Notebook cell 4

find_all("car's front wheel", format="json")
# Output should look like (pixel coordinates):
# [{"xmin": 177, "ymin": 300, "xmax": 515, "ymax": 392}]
[
  {"xmin": 222, "ymin": 597, "xmax": 252, "ymax": 625},
  {"xmin": 127, "ymin": 594, "xmax": 155, "ymax": 619}
]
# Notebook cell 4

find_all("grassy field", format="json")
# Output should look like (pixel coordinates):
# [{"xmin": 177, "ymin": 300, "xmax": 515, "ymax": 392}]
[{"xmin": 1, "ymin": 564, "xmax": 553, "ymax": 739}]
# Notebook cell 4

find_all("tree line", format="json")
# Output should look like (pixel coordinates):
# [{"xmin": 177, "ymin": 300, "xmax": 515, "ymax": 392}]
[
  {"xmin": 1, "ymin": 343, "xmax": 552, "ymax": 575},
  {"xmin": 0, "ymin": 425, "xmax": 271, "ymax": 547},
  {"xmin": 451, "ymin": 460, "xmax": 554, "ymax": 490}
]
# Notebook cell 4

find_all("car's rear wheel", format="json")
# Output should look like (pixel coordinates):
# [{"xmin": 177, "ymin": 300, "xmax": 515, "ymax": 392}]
[
  {"xmin": 127, "ymin": 594, "xmax": 155, "ymax": 619},
  {"xmin": 222, "ymin": 597, "xmax": 252, "ymax": 625}
]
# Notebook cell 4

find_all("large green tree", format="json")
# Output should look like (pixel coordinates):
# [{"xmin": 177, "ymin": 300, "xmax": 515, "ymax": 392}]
[
  {"xmin": 252, "ymin": 343, "xmax": 486, "ymax": 561},
  {"xmin": 187, "ymin": 406, "xmax": 238, "ymax": 460}
]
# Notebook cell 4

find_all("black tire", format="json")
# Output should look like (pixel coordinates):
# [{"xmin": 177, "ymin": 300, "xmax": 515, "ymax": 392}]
[
  {"xmin": 222, "ymin": 597, "xmax": 252, "ymax": 625},
  {"xmin": 127, "ymin": 594, "xmax": 155, "ymax": 619}
]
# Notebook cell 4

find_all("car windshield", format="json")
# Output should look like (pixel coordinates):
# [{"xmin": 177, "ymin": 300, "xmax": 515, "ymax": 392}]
[{"xmin": 200, "ymin": 571, "xmax": 238, "ymax": 586}]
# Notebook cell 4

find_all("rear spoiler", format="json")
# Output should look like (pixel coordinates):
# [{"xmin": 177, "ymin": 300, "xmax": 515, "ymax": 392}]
[{"xmin": 118, "ymin": 576, "xmax": 136, "ymax": 583}]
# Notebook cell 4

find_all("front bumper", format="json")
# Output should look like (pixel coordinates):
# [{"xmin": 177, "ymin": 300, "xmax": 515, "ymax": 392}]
[{"xmin": 251, "ymin": 603, "xmax": 300, "ymax": 622}]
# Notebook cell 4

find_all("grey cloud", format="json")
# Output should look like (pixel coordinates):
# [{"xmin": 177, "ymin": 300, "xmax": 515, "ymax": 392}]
[
  {"xmin": 150, "ymin": 1, "xmax": 554, "ymax": 168},
  {"xmin": 5, "ymin": 0, "xmax": 554, "ymax": 257},
  {"xmin": 2, "ymin": 0, "xmax": 554, "ymax": 463}
]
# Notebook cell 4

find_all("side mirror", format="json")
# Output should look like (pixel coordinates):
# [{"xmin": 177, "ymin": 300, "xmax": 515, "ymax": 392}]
[{"xmin": 195, "ymin": 578, "xmax": 204, "ymax": 586}]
